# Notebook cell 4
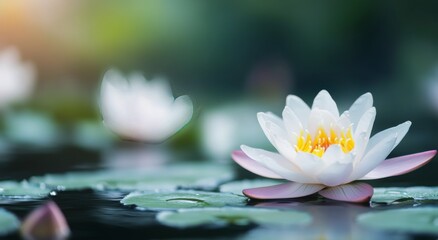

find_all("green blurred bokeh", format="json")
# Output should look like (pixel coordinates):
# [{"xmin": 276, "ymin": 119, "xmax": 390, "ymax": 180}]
[{"xmin": 1, "ymin": 0, "xmax": 438, "ymax": 157}]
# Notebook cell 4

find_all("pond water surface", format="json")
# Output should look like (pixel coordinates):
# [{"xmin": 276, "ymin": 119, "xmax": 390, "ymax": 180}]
[{"xmin": 1, "ymin": 146, "xmax": 437, "ymax": 240}]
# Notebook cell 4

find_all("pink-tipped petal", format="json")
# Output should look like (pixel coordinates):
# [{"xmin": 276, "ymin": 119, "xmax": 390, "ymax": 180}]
[
  {"xmin": 318, "ymin": 182, "xmax": 373, "ymax": 203},
  {"xmin": 232, "ymin": 150, "xmax": 282, "ymax": 179},
  {"xmin": 360, "ymin": 150, "xmax": 437, "ymax": 180},
  {"xmin": 243, "ymin": 182, "xmax": 325, "ymax": 200},
  {"xmin": 21, "ymin": 201, "xmax": 70, "ymax": 240}
]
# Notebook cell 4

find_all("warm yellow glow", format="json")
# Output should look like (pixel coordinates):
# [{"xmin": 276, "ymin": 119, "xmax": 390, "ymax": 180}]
[{"xmin": 295, "ymin": 127, "xmax": 355, "ymax": 157}]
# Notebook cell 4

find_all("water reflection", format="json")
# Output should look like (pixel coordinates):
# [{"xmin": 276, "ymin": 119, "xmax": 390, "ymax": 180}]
[
  {"xmin": 93, "ymin": 191, "xmax": 157, "ymax": 227},
  {"xmin": 101, "ymin": 144, "xmax": 169, "ymax": 170},
  {"xmin": 248, "ymin": 200, "xmax": 408, "ymax": 240}
]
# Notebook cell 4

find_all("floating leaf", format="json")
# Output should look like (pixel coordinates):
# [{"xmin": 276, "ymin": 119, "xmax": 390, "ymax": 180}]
[
  {"xmin": 30, "ymin": 172, "xmax": 106, "ymax": 191},
  {"xmin": 121, "ymin": 191, "xmax": 247, "ymax": 210},
  {"xmin": 219, "ymin": 179, "xmax": 285, "ymax": 195},
  {"xmin": 72, "ymin": 121, "xmax": 115, "ymax": 150},
  {"xmin": 0, "ymin": 208, "xmax": 20, "ymax": 236},
  {"xmin": 357, "ymin": 207, "xmax": 438, "ymax": 234},
  {"xmin": 156, "ymin": 207, "xmax": 312, "ymax": 228},
  {"xmin": 3, "ymin": 111, "xmax": 61, "ymax": 147},
  {"xmin": 0, "ymin": 181, "xmax": 51, "ymax": 199},
  {"xmin": 30, "ymin": 163, "xmax": 234, "ymax": 191},
  {"xmin": 371, "ymin": 187, "xmax": 438, "ymax": 204}
]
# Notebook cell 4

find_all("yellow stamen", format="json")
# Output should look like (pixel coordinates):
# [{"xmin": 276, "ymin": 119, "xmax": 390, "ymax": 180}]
[{"xmin": 295, "ymin": 127, "xmax": 355, "ymax": 157}]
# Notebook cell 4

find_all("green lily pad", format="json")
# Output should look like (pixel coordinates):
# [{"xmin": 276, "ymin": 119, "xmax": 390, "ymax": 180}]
[
  {"xmin": 30, "ymin": 172, "xmax": 107, "ymax": 191},
  {"xmin": 371, "ymin": 187, "xmax": 438, "ymax": 204},
  {"xmin": 219, "ymin": 179, "xmax": 285, "ymax": 196},
  {"xmin": 0, "ymin": 181, "xmax": 51, "ymax": 199},
  {"xmin": 0, "ymin": 208, "xmax": 20, "ymax": 236},
  {"xmin": 3, "ymin": 110, "xmax": 61, "ymax": 147},
  {"xmin": 72, "ymin": 121, "xmax": 115, "ymax": 150},
  {"xmin": 156, "ymin": 207, "xmax": 312, "ymax": 228},
  {"xmin": 357, "ymin": 207, "xmax": 438, "ymax": 234},
  {"xmin": 120, "ymin": 191, "xmax": 247, "ymax": 210},
  {"xmin": 30, "ymin": 163, "xmax": 234, "ymax": 191}
]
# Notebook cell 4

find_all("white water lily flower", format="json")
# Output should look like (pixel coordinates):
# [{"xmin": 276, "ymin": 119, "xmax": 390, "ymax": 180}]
[
  {"xmin": 0, "ymin": 47, "xmax": 36, "ymax": 109},
  {"xmin": 100, "ymin": 69, "xmax": 193, "ymax": 143},
  {"xmin": 232, "ymin": 90, "xmax": 436, "ymax": 202}
]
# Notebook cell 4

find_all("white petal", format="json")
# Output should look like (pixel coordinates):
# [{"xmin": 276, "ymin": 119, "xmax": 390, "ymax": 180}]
[
  {"xmin": 338, "ymin": 111, "xmax": 352, "ymax": 130},
  {"xmin": 271, "ymin": 137, "xmax": 298, "ymax": 162},
  {"xmin": 365, "ymin": 121, "xmax": 411, "ymax": 153},
  {"xmin": 307, "ymin": 109, "xmax": 337, "ymax": 136},
  {"xmin": 170, "ymin": 95, "xmax": 193, "ymax": 131},
  {"xmin": 292, "ymin": 152, "xmax": 325, "ymax": 176},
  {"xmin": 351, "ymin": 132, "xmax": 369, "ymax": 163},
  {"xmin": 311, "ymin": 90, "xmax": 339, "ymax": 117},
  {"xmin": 136, "ymin": 95, "xmax": 194, "ymax": 142},
  {"xmin": 102, "ymin": 69, "xmax": 129, "ymax": 91},
  {"xmin": 257, "ymin": 116, "xmax": 296, "ymax": 161},
  {"xmin": 232, "ymin": 150, "xmax": 282, "ymax": 179},
  {"xmin": 148, "ymin": 77, "xmax": 174, "ymax": 103},
  {"xmin": 137, "ymin": 95, "xmax": 192, "ymax": 142},
  {"xmin": 282, "ymin": 106, "xmax": 303, "ymax": 138},
  {"xmin": 0, "ymin": 47, "xmax": 35, "ymax": 107},
  {"xmin": 257, "ymin": 112, "xmax": 288, "ymax": 148},
  {"xmin": 348, "ymin": 92, "xmax": 373, "ymax": 129},
  {"xmin": 264, "ymin": 112, "xmax": 284, "ymax": 127},
  {"xmin": 286, "ymin": 94, "xmax": 310, "ymax": 127},
  {"xmin": 317, "ymin": 161, "xmax": 354, "ymax": 187},
  {"xmin": 353, "ymin": 107, "xmax": 376, "ymax": 140},
  {"xmin": 317, "ymin": 145, "xmax": 354, "ymax": 186},
  {"xmin": 349, "ymin": 133, "xmax": 397, "ymax": 181},
  {"xmin": 100, "ymin": 70, "xmax": 130, "ymax": 133},
  {"xmin": 322, "ymin": 144, "xmax": 353, "ymax": 165},
  {"xmin": 241, "ymin": 145, "xmax": 312, "ymax": 183}
]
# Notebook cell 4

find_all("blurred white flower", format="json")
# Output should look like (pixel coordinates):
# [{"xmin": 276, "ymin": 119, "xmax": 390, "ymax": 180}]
[
  {"xmin": 424, "ymin": 69, "xmax": 438, "ymax": 115},
  {"xmin": 0, "ymin": 47, "xmax": 36, "ymax": 109},
  {"xmin": 99, "ymin": 69, "xmax": 193, "ymax": 143}
]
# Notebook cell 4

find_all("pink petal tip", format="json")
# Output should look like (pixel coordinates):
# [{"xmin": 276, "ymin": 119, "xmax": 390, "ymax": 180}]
[
  {"xmin": 243, "ymin": 182, "xmax": 325, "ymax": 200},
  {"xmin": 231, "ymin": 150, "xmax": 282, "ymax": 179},
  {"xmin": 21, "ymin": 201, "xmax": 70, "ymax": 240},
  {"xmin": 318, "ymin": 182, "xmax": 373, "ymax": 203},
  {"xmin": 361, "ymin": 150, "xmax": 437, "ymax": 180}
]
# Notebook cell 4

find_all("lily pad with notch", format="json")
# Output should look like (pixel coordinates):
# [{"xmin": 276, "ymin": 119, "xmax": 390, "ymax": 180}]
[
  {"xmin": 357, "ymin": 207, "xmax": 438, "ymax": 234},
  {"xmin": 120, "ymin": 190, "xmax": 247, "ymax": 211},
  {"xmin": 156, "ymin": 207, "xmax": 312, "ymax": 228}
]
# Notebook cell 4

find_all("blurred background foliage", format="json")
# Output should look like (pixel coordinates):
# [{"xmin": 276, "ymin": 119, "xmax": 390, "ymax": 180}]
[{"xmin": 0, "ymin": 0, "xmax": 438, "ymax": 166}]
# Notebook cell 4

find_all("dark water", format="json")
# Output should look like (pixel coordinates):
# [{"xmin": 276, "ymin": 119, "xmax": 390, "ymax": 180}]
[{"xmin": 1, "ymin": 147, "xmax": 437, "ymax": 240}]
